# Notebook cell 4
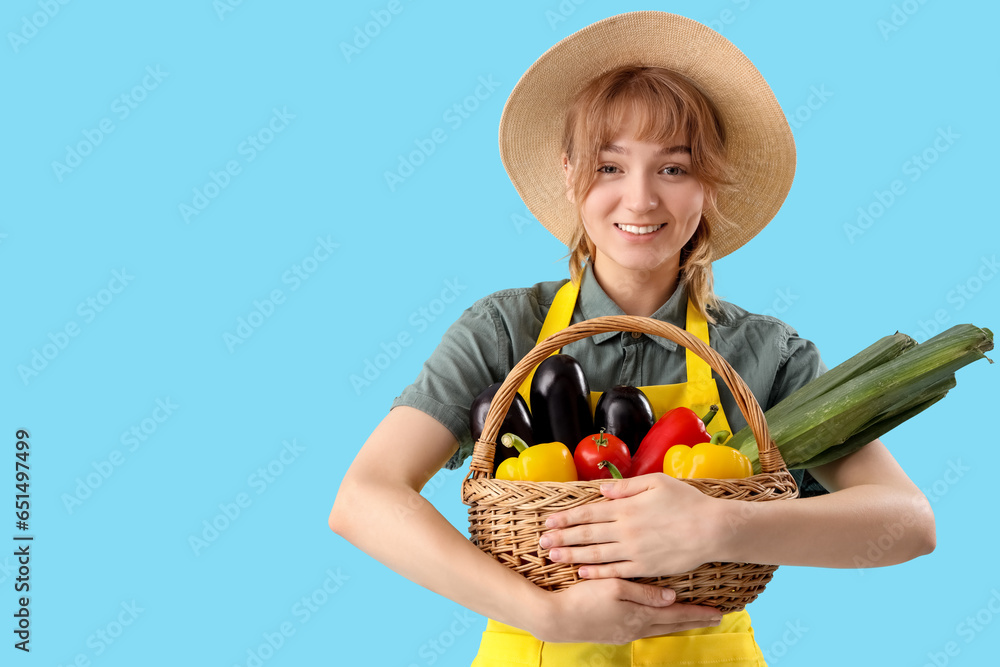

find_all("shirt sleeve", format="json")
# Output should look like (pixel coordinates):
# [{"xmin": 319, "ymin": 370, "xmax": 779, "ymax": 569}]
[
  {"xmin": 765, "ymin": 329, "xmax": 828, "ymax": 411},
  {"xmin": 767, "ymin": 327, "xmax": 831, "ymax": 498},
  {"xmin": 390, "ymin": 297, "xmax": 510, "ymax": 471}
]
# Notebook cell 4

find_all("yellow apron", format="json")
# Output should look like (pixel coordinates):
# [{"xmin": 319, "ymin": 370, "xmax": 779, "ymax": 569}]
[{"xmin": 472, "ymin": 279, "xmax": 767, "ymax": 667}]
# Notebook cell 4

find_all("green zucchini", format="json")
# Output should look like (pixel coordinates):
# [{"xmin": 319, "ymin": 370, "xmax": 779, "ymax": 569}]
[
  {"xmin": 733, "ymin": 324, "xmax": 993, "ymax": 473},
  {"xmin": 794, "ymin": 375, "xmax": 954, "ymax": 470}
]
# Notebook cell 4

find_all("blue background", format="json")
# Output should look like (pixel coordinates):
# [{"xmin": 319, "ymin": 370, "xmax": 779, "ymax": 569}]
[{"xmin": 3, "ymin": 1, "xmax": 998, "ymax": 665}]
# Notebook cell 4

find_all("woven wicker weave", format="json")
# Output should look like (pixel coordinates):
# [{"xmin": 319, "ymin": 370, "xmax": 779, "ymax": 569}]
[{"xmin": 461, "ymin": 315, "xmax": 798, "ymax": 614}]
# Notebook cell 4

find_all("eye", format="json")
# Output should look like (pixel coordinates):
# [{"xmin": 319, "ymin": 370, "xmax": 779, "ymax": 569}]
[
  {"xmin": 662, "ymin": 166, "xmax": 687, "ymax": 176},
  {"xmin": 596, "ymin": 164, "xmax": 620, "ymax": 174}
]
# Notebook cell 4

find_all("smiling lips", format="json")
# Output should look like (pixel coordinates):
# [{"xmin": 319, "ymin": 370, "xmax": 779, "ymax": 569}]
[{"xmin": 614, "ymin": 223, "xmax": 664, "ymax": 236}]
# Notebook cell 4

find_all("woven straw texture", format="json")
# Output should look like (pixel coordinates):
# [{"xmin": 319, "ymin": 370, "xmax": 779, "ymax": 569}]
[
  {"xmin": 498, "ymin": 11, "xmax": 796, "ymax": 261},
  {"xmin": 462, "ymin": 316, "xmax": 799, "ymax": 614}
]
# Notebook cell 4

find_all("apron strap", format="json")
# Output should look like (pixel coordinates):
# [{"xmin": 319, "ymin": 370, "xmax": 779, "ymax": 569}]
[
  {"xmin": 684, "ymin": 297, "xmax": 713, "ymax": 384},
  {"xmin": 516, "ymin": 276, "xmax": 714, "ymax": 404},
  {"xmin": 517, "ymin": 279, "xmax": 579, "ymax": 407}
]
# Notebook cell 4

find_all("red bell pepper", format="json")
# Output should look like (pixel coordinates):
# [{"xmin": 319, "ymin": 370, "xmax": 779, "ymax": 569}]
[{"xmin": 630, "ymin": 405, "xmax": 719, "ymax": 477}]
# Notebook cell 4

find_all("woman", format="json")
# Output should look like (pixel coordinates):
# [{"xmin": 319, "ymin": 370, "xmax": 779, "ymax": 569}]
[{"xmin": 330, "ymin": 11, "xmax": 935, "ymax": 665}]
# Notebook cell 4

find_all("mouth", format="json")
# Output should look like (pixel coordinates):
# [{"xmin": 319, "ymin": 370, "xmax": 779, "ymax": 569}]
[{"xmin": 614, "ymin": 223, "xmax": 664, "ymax": 236}]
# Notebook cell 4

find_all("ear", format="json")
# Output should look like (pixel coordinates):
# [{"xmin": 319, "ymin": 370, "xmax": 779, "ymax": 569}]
[{"xmin": 562, "ymin": 156, "xmax": 574, "ymax": 204}]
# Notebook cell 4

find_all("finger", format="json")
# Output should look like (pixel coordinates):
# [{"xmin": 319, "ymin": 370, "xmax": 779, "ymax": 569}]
[
  {"xmin": 645, "ymin": 618, "xmax": 724, "ymax": 636},
  {"xmin": 648, "ymin": 605, "xmax": 724, "ymax": 626},
  {"xmin": 613, "ymin": 597, "xmax": 724, "ymax": 643},
  {"xmin": 545, "ymin": 499, "xmax": 613, "ymax": 529},
  {"xmin": 616, "ymin": 581, "xmax": 679, "ymax": 608},
  {"xmin": 548, "ymin": 541, "xmax": 627, "ymax": 566},
  {"xmin": 576, "ymin": 561, "xmax": 635, "ymax": 580},
  {"xmin": 540, "ymin": 521, "xmax": 615, "ymax": 549},
  {"xmin": 600, "ymin": 474, "xmax": 658, "ymax": 499}
]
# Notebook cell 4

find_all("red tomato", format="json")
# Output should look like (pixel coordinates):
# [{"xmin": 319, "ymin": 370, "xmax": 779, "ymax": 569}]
[{"xmin": 574, "ymin": 429, "xmax": 632, "ymax": 480}]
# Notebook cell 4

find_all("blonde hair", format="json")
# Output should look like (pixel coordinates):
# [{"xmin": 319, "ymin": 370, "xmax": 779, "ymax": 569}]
[{"xmin": 561, "ymin": 66, "xmax": 738, "ymax": 323}]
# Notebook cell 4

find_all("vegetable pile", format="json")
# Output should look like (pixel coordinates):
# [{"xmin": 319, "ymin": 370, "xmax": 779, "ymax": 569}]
[
  {"xmin": 470, "ymin": 353, "xmax": 751, "ymax": 482},
  {"xmin": 469, "ymin": 323, "xmax": 993, "ymax": 482}
]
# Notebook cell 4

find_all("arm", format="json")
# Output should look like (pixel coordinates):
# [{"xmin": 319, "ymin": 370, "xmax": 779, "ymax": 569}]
[
  {"xmin": 713, "ymin": 437, "xmax": 936, "ymax": 568},
  {"xmin": 539, "ymin": 438, "xmax": 935, "ymax": 577},
  {"xmin": 329, "ymin": 406, "xmax": 726, "ymax": 642},
  {"xmin": 329, "ymin": 406, "xmax": 545, "ymax": 629},
  {"xmin": 714, "ymin": 326, "xmax": 936, "ymax": 567}
]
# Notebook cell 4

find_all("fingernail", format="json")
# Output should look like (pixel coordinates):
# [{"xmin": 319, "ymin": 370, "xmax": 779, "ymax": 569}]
[
  {"xmin": 661, "ymin": 588, "xmax": 675, "ymax": 602},
  {"xmin": 545, "ymin": 517, "xmax": 556, "ymax": 528},
  {"xmin": 539, "ymin": 535, "xmax": 552, "ymax": 548},
  {"xmin": 578, "ymin": 567, "xmax": 589, "ymax": 578},
  {"xmin": 549, "ymin": 549, "xmax": 561, "ymax": 560}
]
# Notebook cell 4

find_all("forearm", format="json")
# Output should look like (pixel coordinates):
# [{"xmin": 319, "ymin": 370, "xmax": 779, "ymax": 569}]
[
  {"xmin": 331, "ymin": 476, "xmax": 545, "ymax": 630},
  {"xmin": 714, "ymin": 484, "xmax": 935, "ymax": 568}
]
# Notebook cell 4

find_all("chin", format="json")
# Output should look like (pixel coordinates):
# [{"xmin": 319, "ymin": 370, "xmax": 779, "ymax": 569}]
[{"xmin": 618, "ymin": 251, "xmax": 675, "ymax": 271}]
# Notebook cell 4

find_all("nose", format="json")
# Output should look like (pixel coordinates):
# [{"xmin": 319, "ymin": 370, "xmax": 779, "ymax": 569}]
[{"xmin": 623, "ymin": 173, "xmax": 658, "ymax": 213}]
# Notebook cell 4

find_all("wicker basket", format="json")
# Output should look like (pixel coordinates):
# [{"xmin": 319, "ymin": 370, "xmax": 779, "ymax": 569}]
[{"xmin": 461, "ymin": 315, "xmax": 799, "ymax": 614}]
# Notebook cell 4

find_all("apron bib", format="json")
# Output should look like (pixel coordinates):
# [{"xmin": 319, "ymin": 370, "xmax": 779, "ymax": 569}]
[{"xmin": 473, "ymin": 279, "xmax": 766, "ymax": 667}]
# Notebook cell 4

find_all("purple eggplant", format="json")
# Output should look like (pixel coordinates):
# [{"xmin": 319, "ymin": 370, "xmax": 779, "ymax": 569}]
[
  {"xmin": 469, "ymin": 382, "xmax": 534, "ymax": 475},
  {"xmin": 529, "ymin": 354, "xmax": 593, "ymax": 454},
  {"xmin": 594, "ymin": 385, "xmax": 655, "ymax": 457}
]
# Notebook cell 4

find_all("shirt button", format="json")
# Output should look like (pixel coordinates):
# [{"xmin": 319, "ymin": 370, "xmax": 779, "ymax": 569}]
[{"xmin": 631, "ymin": 331, "xmax": 642, "ymax": 339}]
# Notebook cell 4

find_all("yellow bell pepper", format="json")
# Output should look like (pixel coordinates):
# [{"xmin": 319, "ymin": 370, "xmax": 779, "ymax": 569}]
[
  {"xmin": 495, "ymin": 433, "xmax": 578, "ymax": 482},
  {"xmin": 662, "ymin": 431, "xmax": 753, "ymax": 479}
]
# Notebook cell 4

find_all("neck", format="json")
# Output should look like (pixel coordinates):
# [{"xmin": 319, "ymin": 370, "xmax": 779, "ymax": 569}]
[{"xmin": 590, "ymin": 257, "xmax": 682, "ymax": 317}]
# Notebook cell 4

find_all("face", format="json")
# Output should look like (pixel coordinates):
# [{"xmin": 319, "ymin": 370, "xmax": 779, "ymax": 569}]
[{"xmin": 565, "ymin": 114, "xmax": 704, "ymax": 283}]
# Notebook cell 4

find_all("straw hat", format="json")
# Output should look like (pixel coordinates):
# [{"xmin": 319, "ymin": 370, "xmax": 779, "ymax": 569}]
[{"xmin": 498, "ymin": 11, "xmax": 796, "ymax": 261}]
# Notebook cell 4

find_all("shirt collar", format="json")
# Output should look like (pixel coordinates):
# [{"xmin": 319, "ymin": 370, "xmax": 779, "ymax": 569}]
[{"xmin": 577, "ymin": 262, "xmax": 686, "ymax": 351}]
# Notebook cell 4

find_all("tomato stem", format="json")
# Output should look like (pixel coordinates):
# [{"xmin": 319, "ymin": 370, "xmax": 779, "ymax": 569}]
[
  {"xmin": 593, "ymin": 428, "xmax": 609, "ymax": 449},
  {"xmin": 598, "ymin": 460, "xmax": 624, "ymax": 479}
]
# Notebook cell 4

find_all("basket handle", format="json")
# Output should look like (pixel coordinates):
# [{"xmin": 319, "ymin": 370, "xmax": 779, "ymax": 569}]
[{"xmin": 464, "ymin": 315, "xmax": 787, "ymax": 482}]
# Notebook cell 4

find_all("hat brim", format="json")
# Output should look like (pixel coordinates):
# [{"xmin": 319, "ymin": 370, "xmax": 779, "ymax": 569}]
[{"xmin": 498, "ymin": 11, "xmax": 796, "ymax": 261}]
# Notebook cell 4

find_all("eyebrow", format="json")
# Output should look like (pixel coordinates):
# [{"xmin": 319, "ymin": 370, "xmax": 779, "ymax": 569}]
[{"xmin": 600, "ymin": 143, "xmax": 691, "ymax": 155}]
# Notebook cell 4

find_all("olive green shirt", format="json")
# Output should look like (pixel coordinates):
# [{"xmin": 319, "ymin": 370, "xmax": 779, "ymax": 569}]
[{"xmin": 391, "ymin": 263, "xmax": 830, "ymax": 495}]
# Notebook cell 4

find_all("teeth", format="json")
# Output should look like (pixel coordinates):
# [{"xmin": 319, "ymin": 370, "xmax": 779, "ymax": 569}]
[{"xmin": 616, "ymin": 223, "xmax": 663, "ymax": 235}]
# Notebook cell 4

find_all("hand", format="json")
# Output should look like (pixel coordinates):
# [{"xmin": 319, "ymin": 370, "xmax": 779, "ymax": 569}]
[
  {"xmin": 539, "ymin": 473, "xmax": 727, "ymax": 578},
  {"xmin": 530, "ymin": 578, "xmax": 723, "ymax": 644}
]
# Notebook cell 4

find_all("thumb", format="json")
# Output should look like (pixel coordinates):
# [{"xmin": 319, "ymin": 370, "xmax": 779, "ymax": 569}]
[{"xmin": 618, "ymin": 580, "xmax": 676, "ymax": 607}]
